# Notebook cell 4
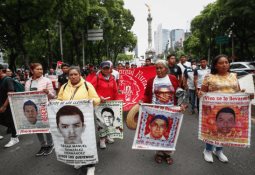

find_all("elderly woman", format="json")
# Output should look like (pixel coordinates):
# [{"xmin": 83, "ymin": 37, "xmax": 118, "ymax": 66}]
[
  {"xmin": 200, "ymin": 54, "xmax": 242, "ymax": 163},
  {"xmin": 57, "ymin": 66, "xmax": 100, "ymax": 175},
  {"xmin": 25, "ymin": 63, "xmax": 55, "ymax": 156},
  {"xmin": 143, "ymin": 59, "xmax": 181, "ymax": 165}
]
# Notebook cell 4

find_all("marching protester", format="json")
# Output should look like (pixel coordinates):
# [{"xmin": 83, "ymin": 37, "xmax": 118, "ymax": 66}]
[
  {"xmin": 142, "ymin": 59, "xmax": 185, "ymax": 165},
  {"xmin": 0, "ymin": 64, "xmax": 19, "ymax": 147},
  {"xmin": 57, "ymin": 66, "xmax": 100, "ymax": 175},
  {"xmin": 144, "ymin": 58, "xmax": 153, "ymax": 67},
  {"xmin": 200, "ymin": 54, "xmax": 242, "ymax": 163},
  {"xmin": 85, "ymin": 64, "xmax": 97, "ymax": 83},
  {"xmin": 91, "ymin": 61, "xmax": 118, "ymax": 149},
  {"xmin": 194, "ymin": 57, "xmax": 210, "ymax": 113},
  {"xmin": 58, "ymin": 63, "xmax": 70, "ymax": 88},
  {"xmin": 167, "ymin": 54, "xmax": 182, "ymax": 87},
  {"xmin": 177, "ymin": 55, "xmax": 191, "ymax": 74},
  {"xmin": 108, "ymin": 61, "xmax": 120, "ymax": 86},
  {"xmin": 25, "ymin": 63, "xmax": 55, "ymax": 156},
  {"xmin": 183, "ymin": 60, "xmax": 197, "ymax": 114},
  {"xmin": 125, "ymin": 62, "xmax": 130, "ymax": 69}
]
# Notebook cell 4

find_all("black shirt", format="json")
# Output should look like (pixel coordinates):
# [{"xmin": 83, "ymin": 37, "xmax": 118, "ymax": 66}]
[
  {"xmin": 0, "ymin": 76, "xmax": 15, "ymax": 106},
  {"xmin": 168, "ymin": 65, "xmax": 182, "ymax": 78},
  {"xmin": 58, "ymin": 73, "xmax": 68, "ymax": 86}
]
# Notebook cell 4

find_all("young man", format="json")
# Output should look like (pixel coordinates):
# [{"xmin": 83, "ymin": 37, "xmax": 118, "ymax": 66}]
[
  {"xmin": 0, "ymin": 64, "xmax": 19, "ymax": 147},
  {"xmin": 23, "ymin": 100, "xmax": 38, "ymax": 125},
  {"xmin": 58, "ymin": 63, "xmax": 70, "ymax": 88},
  {"xmin": 177, "ymin": 55, "xmax": 191, "ymax": 74},
  {"xmin": 183, "ymin": 60, "xmax": 197, "ymax": 114},
  {"xmin": 144, "ymin": 58, "xmax": 152, "ymax": 67},
  {"xmin": 167, "ymin": 54, "xmax": 182, "ymax": 86},
  {"xmin": 56, "ymin": 105, "xmax": 85, "ymax": 144},
  {"xmin": 147, "ymin": 115, "xmax": 169, "ymax": 140},
  {"xmin": 194, "ymin": 57, "xmax": 211, "ymax": 112}
]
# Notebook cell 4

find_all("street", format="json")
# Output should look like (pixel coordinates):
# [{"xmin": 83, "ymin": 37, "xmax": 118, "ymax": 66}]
[{"xmin": 0, "ymin": 111, "xmax": 255, "ymax": 175}]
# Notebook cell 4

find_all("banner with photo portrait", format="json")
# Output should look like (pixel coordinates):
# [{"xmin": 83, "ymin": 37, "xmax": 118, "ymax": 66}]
[
  {"xmin": 199, "ymin": 93, "xmax": 251, "ymax": 147},
  {"xmin": 132, "ymin": 103, "xmax": 183, "ymax": 151},
  {"xmin": 94, "ymin": 100, "xmax": 123, "ymax": 139},
  {"xmin": 47, "ymin": 100, "xmax": 98, "ymax": 166},
  {"xmin": 8, "ymin": 91, "xmax": 50, "ymax": 135}
]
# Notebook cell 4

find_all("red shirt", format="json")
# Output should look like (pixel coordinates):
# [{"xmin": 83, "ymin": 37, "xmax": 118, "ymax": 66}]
[
  {"xmin": 86, "ymin": 72, "xmax": 97, "ymax": 83},
  {"xmin": 91, "ymin": 72, "xmax": 118, "ymax": 100}
]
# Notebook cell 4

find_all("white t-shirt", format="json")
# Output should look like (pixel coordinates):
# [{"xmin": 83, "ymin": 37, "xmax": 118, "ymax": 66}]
[
  {"xmin": 194, "ymin": 66, "xmax": 211, "ymax": 88},
  {"xmin": 152, "ymin": 76, "xmax": 175, "ymax": 105},
  {"xmin": 111, "ymin": 69, "xmax": 119, "ymax": 81},
  {"xmin": 177, "ymin": 61, "xmax": 191, "ymax": 74}
]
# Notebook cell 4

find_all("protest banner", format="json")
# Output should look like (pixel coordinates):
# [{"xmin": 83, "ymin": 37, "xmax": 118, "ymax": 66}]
[
  {"xmin": 94, "ymin": 100, "xmax": 123, "ymax": 139},
  {"xmin": 47, "ymin": 100, "xmax": 98, "ymax": 166},
  {"xmin": 117, "ymin": 66, "xmax": 156, "ymax": 111},
  {"xmin": 199, "ymin": 93, "xmax": 251, "ymax": 147},
  {"xmin": 8, "ymin": 91, "xmax": 50, "ymax": 135},
  {"xmin": 132, "ymin": 103, "xmax": 183, "ymax": 151}
]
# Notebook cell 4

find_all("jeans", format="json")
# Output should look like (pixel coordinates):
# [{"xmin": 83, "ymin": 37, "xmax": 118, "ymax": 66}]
[
  {"xmin": 37, "ymin": 133, "xmax": 53, "ymax": 147},
  {"xmin": 206, "ymin": 143, "xmax": 223, "ymax": 151},
  {"xmin": 188, "ymin": 89, "xmax": 196, "ymax": 112}
]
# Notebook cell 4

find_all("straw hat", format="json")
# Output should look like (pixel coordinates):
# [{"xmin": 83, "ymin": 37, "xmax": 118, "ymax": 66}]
[{"xmin": 126, "ymin": 104, "xmax": 139, "ymax": 130}]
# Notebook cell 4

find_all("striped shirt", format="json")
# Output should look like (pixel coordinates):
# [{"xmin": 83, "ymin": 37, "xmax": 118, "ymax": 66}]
[{"xmin": 25, "ymin": 76, "xmax": 55, "ymax": 99}]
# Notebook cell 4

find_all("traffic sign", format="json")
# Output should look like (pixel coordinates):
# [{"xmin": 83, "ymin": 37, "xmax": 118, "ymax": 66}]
[
  {"xmin": 215, "ymin": 36, "xmax": 229, "ymax": 44},
  {"xmin": 87, "ymin": 29, "xmax": 103, "ymax": 41}
]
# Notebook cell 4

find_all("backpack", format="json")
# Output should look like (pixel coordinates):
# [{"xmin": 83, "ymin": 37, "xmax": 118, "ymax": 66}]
[
  {"xmin": 63, "ymin": 81, "xmax": 89, "ymax": 91},
  {"xmin": 3, "ymin": 77, "xmax": 25, "ymax": 92}
]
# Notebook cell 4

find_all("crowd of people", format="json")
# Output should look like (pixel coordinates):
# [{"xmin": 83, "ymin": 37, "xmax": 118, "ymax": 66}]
[{"xmin": 0, "ymin": 54, "xmax": 251, "ymax": 174}]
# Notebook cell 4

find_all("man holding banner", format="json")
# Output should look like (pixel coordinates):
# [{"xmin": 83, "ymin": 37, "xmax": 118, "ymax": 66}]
[{"xmin": 199, "ymin": 54, "xmax": 248, "ymax": 163}]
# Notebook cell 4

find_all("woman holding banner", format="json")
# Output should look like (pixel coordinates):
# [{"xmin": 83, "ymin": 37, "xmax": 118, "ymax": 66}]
[
  {"xmin": 57, "ymin": 66, "xmax": 100, "ymax": 175},
  {"xmin": 142, "ymin": 59, "xmax": 183, "ymax": 165},
  {"xmin": 200, "ymin": 54, "xmax": 242, "ymax": 163},
  {"xmin": 91, "ymin": 61, "xmax": 118, "ymax": 149},
  {"xmin": 25, "ymin": 63, "xmax": 55, "ymax": 156}
]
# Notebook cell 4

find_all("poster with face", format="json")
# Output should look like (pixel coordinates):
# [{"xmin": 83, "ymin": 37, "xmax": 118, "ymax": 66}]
[
  {"xmin": 8, "ymin": 91, "xmax": 50, "ymax": 135},
  {"xmin": 132, "ymin": 104, "xmax": 183, "ymax": 151},
  {"xmin": 94, "ymin": 100, "xmax": 123, "ymax": 139},
  {"xmin": 47, "ymin": 100, "xmax": 98, "ymax": 166},
  {"xmin": 199, "ymin": 93, "xmax": 251, "ymax": 147}
]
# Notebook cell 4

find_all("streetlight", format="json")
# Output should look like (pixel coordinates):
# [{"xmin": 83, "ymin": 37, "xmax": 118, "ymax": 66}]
[{"xmin": 46, "ymin": 29, "xmax": 51, "ymax": 68}]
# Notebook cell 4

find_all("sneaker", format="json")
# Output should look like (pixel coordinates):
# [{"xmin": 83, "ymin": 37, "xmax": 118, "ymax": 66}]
[
  {"xmin": 203, "ymin": 149, "xmax": 213, "ymax": 163},
  {"xmin": 44, "ymin": 145, "xmax": 54, "ymax": 156},
  {"xmin": 87, "ymin": 167, "xmax": 95, "ymax": 175},
  {"xmin": 100, "ymin": 138, "xmax": 106, "ymax": 149},
  {"xmin": 213, "ymin": 150, "xmax": 228, "ymax": 163},
  {"xmin": 106, "ymin": 135, "xmax": 114, "ymax": 144},
  {"xmin": 0, "ymin": 135, "xmax": 3, "ymax": 140},
  {"xmin": 74, "ymin": 165, "xmax": 82, "ymax": 169},
  {"xmin": 36, "ymin": 147, "xmax": 46, "ymax": 156},
  {"xmin": 4, "ymin": 137, "xmax": 19, "ymax": 148}
]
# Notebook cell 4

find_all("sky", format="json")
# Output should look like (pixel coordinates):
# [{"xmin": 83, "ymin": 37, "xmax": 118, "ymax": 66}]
[{"xmin": 124, "ymin": 0, "xmax": 216, "ymax": 57}]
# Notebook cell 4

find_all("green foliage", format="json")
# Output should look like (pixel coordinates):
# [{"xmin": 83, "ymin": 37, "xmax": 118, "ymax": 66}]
[
  {"xmin": 117, "ymin": 53, "xmax": 133, "ymax": 61},
  {"xmin": 0, "ymin": 0, "xmax": 137, "ymax": 70},
  {"xmin": 184, "ymin": 0, "xmax": 255, "ymax": 61}
]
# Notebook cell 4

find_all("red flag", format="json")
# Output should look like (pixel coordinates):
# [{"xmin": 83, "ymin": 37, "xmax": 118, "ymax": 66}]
[{"xmin": 117, "ymin": 66, "xmax": 156, "ymax": 111}]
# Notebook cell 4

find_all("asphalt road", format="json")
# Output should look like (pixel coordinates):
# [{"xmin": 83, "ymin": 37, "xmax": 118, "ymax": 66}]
[{"xmin": 0, "ymin": 111, "xmax": 255, "ymax": 175}]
